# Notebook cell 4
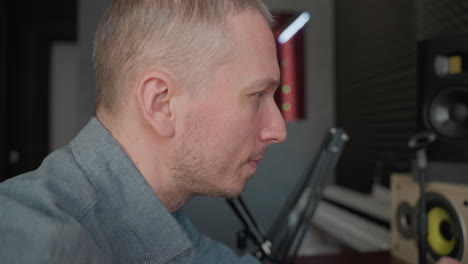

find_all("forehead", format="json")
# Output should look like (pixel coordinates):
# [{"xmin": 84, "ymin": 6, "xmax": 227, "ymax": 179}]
[{"xmin": 224, "ymin": 11, "xmax": 280, "ymax": 89}]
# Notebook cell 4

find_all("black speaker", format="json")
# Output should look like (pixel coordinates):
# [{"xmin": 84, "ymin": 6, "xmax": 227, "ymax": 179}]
[{"xmin": 418, "ymin": 34, "xmax": 468, "ymax": 162}]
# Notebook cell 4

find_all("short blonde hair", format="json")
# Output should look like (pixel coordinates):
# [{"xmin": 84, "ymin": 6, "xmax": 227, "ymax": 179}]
[{"xmin": 93, "ymin": 0, "xmax": 273, "ymax": 115}]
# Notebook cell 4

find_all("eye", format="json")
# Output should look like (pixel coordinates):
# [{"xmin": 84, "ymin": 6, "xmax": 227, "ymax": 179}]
[{"xmin": 255, "ymin": 91, "xmax": 267, "ymax": 98}]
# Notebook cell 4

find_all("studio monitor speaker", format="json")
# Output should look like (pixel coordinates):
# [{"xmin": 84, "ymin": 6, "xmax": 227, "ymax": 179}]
[
  {"xmin": 391, "ymin": 174, "xmax": 468, "ymax": 263},
  {"xmin": 418, "ymin": 34, "xmax": 468, "ymax": 162}
]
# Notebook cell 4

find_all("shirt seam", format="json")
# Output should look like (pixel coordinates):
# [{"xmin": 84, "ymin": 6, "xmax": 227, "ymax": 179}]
[{"xmin": 70, "ymin": 143, "xmax": 102, "ymax": 221}]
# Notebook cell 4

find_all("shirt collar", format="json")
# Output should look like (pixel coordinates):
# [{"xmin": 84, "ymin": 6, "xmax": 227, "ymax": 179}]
[{"xmin": 70, "ymin": 117, "xmax": 193, "ymax": 263}]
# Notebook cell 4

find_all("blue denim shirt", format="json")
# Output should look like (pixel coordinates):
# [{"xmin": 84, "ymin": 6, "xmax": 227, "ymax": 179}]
[{"xmin": 0, "ymin": 117, "xmax": 260, "ymax": 264}]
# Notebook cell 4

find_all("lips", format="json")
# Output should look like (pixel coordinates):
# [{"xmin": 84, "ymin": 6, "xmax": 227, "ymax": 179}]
[
  {"xmin": 251, "ymin": 158, "xmax": 262, "ymax": 164},
  {"xmin": 248, "ymin": 154, "xmax": 263, "ymax": 164},
  {"xmin": 249, "ymin": 150, "xmax": 266, "ymax": 163},
  {"xmin": 246, "ymin": 148, "xmax": 267, "ymax": 170},
  {"xmin": 247, "ymin": 161, "xmax": 258, "ymax": 171},
  {"xmin": 246, "ymin": 157, "xmax": 262, "ymax": 171}
]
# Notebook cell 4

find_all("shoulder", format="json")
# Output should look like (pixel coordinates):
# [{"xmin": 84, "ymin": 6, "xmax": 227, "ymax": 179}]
[
  {"xmin": 0, "ymin": 147, "xmax": 107, "ymax": 263},
  {"xmin": 0, "ymin": 203, "xmax": 110, "ymax": 263},
  {"xmin": 0, "ymin": 146, "xmax": 99, "ymax": 219},
  {"xmin": 175, "ymin": 211, "xmax": 260, "ymax": 264}
]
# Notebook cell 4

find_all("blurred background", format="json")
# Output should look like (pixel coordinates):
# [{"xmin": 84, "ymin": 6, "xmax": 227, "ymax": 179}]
[{"xmin": 1, "ymin": 0, "xmax": 468, "ymax": 261}]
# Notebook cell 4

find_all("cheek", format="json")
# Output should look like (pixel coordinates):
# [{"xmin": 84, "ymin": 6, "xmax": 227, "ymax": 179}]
[
  {"xmin": 203, "ymin": 115, "xmax": 255, "ymax": 165},
  {"xmin": 220, "ymin": 111, "xmax": 259, "ymax": 146},
  {"xmin": 189, "ymin": 96, "xmax": 261, "ymax": 150}
]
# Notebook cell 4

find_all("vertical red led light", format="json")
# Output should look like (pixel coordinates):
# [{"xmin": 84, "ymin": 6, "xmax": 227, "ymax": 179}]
[
  {"xmin": 279, "ymin": 37, "xmax": 299, "ymax": 121},
  {"xmin": 273, "ymin": 13, "xmax": 307, "ymax": 123}
]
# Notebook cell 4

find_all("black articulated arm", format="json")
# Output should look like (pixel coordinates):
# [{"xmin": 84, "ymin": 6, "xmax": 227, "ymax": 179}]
[{"xmin": 227, "ymin": 128, "xmax": 349, "ymax": 264}]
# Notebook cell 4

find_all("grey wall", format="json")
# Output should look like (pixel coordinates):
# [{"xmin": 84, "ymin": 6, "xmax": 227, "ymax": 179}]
[
  {"xmin": 50, "ymin": 43, "xmax": 80, "ymax": 151},
  {"xmin": 78, "ymin": 0, "xmax": 110, "ymax": 129},
  {"xmin": 78, "ymin": 0, "xmax": 335, "ymax": 250}
]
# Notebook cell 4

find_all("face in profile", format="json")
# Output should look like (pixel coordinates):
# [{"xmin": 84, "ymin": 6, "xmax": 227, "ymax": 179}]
[{"xmin": 172, "ymin": 10, "xmax": 287, "ymax": 198}]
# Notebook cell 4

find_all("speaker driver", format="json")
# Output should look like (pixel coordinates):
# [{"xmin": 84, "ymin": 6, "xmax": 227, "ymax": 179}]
[
  {"xmin": 428, "ymin": 86, "xmax": 468, "ymax": 139},
  {"xmin": 427, "ymin": 206, "xmax": 455, "ymax": 256},
  {"xmin": 397, "ymin": 201, "xmax": 417, "ymax": 239},
  {"xmin": 425, "ymin": 192, "xmax": 464, "ymax": 262},
  {"xmin": 391, "ymin": 174, "xmax": 468, "ymax": 263}
]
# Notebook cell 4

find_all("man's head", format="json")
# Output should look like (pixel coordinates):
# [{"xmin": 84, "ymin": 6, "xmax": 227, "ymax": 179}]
[
  {"xmin": 170, "ymin": 9, "xmax": 287, "ymax": 198},
  {"xmin": 93, "ymin": 0, "xmax": 286, "ymax": 203},
  {"xmin": 93, "ymin": 0, "xmax": 274, "ymax": 116}
]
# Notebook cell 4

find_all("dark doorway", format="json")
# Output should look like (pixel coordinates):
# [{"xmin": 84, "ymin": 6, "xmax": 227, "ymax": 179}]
[{"xmin": 2, "ymin": 0, "xmax": 77, "ymax": 181}]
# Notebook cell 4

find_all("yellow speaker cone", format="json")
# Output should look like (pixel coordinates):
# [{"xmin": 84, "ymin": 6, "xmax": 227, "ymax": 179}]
[{"xmin": 427, "ymin": 207, "xmax": 455, "ymax": 256}]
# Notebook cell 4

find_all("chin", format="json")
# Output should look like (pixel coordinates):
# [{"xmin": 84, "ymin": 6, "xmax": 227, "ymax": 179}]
[
  {"xmin": 226, "ymin": 179, "xmax": 248, "ymax": 198},
  {"xmin": 204, "ymin": 180, "xmax": 246, "ymax": 199},
  {"xmin": 195, "ymin": 173, "xmax": 250, "ymax": 198},
  {"xmin": 223, "ymin": 188, "xmax": 244, "ymax": 199}
]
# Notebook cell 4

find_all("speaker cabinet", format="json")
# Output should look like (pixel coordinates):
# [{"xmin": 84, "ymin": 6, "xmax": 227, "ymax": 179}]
[
  {"xmin": 391, "ymin": 174, "xmax": 468, "ymax": 264},
  {"xmin": 418, "ymin": 34, "xmax": 468, "ymax": 162}
]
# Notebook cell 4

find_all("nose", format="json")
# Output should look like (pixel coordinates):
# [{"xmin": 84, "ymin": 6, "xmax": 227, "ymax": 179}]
[{"xmin": 259, "ymin": 102, "xmax": 287, "ymax": 144}]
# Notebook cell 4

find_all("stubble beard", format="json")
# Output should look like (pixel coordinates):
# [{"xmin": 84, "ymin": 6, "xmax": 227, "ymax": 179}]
[
  {"xmin": 169, "ymin": 112, "xmax": 264, "ymax": 199},
  {"xmin": 170, "ymin": 153, "xmax": 242, "ymax": 199},
  {"xmin": 170, "ymin": 132, "xmax": 243, "ymax": 199},
  {"xmin": 169, "ymin": 126, "xmax": 269, "ymax": 199}
]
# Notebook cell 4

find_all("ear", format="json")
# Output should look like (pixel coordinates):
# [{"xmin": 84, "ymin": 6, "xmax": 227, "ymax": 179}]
[{"xmin": 137, "ymin": 72, "xmax": 175, "ymax": 138}]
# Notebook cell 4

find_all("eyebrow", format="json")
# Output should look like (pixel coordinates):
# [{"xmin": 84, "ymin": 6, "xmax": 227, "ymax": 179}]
[{"xmin": 245, "ymin": 78, "xmax": 281, "ymax": 92}]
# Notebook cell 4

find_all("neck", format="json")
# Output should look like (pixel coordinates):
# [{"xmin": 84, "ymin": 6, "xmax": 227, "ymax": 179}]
[
  {"xmin": 96, "ymin": 108, "xmax": 190, "ymax": 212},
  {"xmin": 157, "ymin": 187, "xmax": 193, "ymax": 212}
]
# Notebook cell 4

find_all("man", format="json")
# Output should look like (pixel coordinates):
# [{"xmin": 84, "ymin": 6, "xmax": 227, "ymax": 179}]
[
  {"xmin": 0, "ymin": 1, "xmax": 462, "ymax": 264},
  {"xmin": 0, "ymin": 0, "xmax": 286, "ymax": 263}
]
